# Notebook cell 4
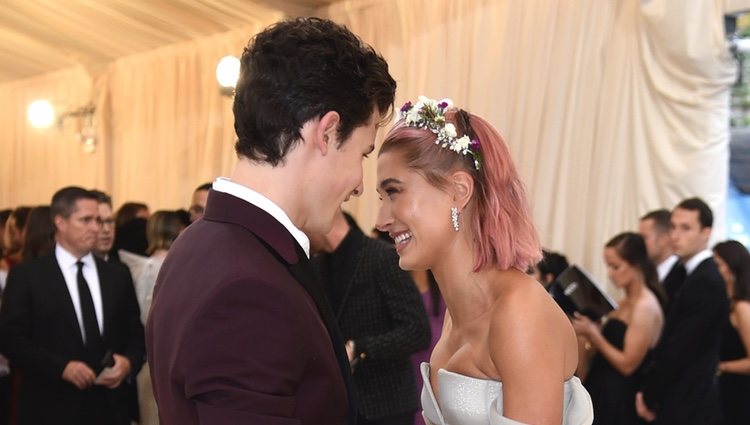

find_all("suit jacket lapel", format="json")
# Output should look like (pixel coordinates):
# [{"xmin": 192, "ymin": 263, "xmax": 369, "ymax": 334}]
[
  {"xmin": 46, "ymin": 255, "xmax": 85, "ymax": 348},
  {"xmin": 204, "ymin": 190, "xmax": 358, "ymax": 424},
  {"xmin": 95, "ymin": 257, "xmax": 113, "ymax": 341},
  {"xmin": 287, "ymin": 243, "xmax": 358, "ymax": 424}
]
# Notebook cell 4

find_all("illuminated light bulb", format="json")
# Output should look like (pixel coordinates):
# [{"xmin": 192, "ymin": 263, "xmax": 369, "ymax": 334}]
[
  {"xmin": 216, "ymin": 55, "xmax": 240, "ymax": 89},
  {"xmin": 28, "ymin": 99, "xmax": 55, "ymax": 128}
]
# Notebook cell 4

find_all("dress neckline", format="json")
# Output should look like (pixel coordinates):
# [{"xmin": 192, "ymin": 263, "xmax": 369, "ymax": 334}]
[{"xmin": 422, "ymin": 363, "xmax": 502, "ymax": 425}]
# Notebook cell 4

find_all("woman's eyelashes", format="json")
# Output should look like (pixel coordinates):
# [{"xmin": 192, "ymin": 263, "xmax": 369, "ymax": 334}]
[{"xmin": 377, "ymin": 185, "xmax": 400, "ymax": 201}]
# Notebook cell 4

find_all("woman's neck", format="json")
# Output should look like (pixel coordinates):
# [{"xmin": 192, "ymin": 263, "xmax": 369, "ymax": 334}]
[
  {"xmin": 430, "ymin": 236, "xmax": 500, "ymax": 326},
  {"xmin": 623, "ymin": 277, "xmax": 645, "ymax": 301}
]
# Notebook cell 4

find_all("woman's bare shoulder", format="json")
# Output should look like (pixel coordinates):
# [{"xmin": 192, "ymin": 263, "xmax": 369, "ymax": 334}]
[{"xmin": 488, "ymin": 270, "xmax": 576, "ymax": 364}]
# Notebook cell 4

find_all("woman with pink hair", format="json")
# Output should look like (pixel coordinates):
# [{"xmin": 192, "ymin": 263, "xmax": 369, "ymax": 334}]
[{"xmin": 376, "ymin": 97, "xmax": 593, "ymax": 425}]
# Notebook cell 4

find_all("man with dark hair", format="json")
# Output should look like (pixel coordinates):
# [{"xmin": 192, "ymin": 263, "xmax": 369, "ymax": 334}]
[
  {"xmin": 0, "ymin": 186, "xmax": 144, "ymax": 425},
  {"xmin": 188, "ymin": 183, "xmax": 212, "ymax": 223},
  {"xmin": 89, "ymin": 190, "xmax": 117, "ymax": 262},
  {"xmin": 636, "ymin": 197, "xmax": 729, "ymax": 425},
  {"xmin": 639, "ymin": 208, "xmax": 683, "ymax": 303},
  {"xmin": 530, "ymin": 249, "xmax": 569, "ymax": 289},
  {"xmin": 147, "ymin": 17, "xmax": 396, "ymax": 425},
  {"xmin": 309, "ymin": 210, "xmax": 430, "ymax": 425}
]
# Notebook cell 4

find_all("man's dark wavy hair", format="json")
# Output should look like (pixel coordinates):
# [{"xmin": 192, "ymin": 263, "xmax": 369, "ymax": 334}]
[{"xmin": 233, "ymin": 17, "xmax": 396, "ymax": 166}]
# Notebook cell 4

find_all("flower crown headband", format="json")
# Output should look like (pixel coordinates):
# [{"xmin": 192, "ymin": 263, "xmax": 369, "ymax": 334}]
[{"xmin": 400, "ymin": 96, "xmax": 482, "ymax": 171}]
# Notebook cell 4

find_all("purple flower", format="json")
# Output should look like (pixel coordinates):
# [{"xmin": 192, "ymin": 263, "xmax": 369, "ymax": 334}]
[
  {"xmin": 470, "ymin": 138, "xmax": 481, "ymax": 149},
  {"xmin": 400, "ymin": 101, "xmax": 413, "ymax": 113},
  {"xmin": 438, "ymin": 101, "xmax": 449, "ymax": 110}
]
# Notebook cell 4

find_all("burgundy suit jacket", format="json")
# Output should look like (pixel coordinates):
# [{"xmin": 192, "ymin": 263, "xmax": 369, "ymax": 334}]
[{"xmin": 146, "ymin": 190, "xmax": 356, "ymax": 425}]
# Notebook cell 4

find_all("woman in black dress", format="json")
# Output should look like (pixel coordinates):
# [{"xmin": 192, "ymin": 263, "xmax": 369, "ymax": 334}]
[
  {"xmin": 573, "ymin": 232, "xmax": 665, "ymax": 425},
  {"xmin": 713, "ymin": 240, "xmax": 750, "ymax": 425}
]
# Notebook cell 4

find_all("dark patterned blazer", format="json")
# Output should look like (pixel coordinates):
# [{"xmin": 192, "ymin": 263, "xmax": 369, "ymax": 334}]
[
  {"xmin": 312, "ymin": 219, "xmax": 431, "ymax": 420},
  {"xmin": 146, "ymin": 190, "xmax": 356, "ymax": 425},
  {"xmin": 0, "ymin": 253, "xmax": 144, "ymax": 425},
  {"xmin": 641, "ymin": 257, "xmax": 729, "ymax": 425}
]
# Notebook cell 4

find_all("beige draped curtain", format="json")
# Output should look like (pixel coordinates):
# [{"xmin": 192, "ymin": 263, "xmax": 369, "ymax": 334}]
[
  {"xmin": 0, "ymin": 0, "xmax": 738, "ymax": 290},
  {"xmin": 0, "ymin": 16, "xmax": 280, "ymax": 210},
  {"xmin": 324, "ymin": 0, "xmax": 736, "ymax": 290}
]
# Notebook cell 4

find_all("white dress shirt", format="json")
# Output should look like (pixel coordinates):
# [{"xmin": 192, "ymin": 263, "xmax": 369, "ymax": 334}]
[
  {"xmin": 683, "ymin": 249, "xmax": 713, "ymax": 276},
  {"xmin": 657, "ymin": 255, "xmax": 679, "ymax": 282},
  {"xmin": 55, "ymin": 244, "xmax": 104, "ymax": 341},
  {"xmin": 212, "ymin": 177, "xmax": 311, "ymax": 258}
]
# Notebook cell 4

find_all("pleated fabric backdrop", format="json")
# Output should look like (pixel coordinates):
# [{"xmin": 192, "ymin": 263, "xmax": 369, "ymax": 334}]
[{"xmin": 0, "ymin": 0, "xmax": 738, "ymax": 289}]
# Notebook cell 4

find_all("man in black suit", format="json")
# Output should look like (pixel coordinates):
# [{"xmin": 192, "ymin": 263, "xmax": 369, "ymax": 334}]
[
  {"xmin": 636, "ymin": 198, "xmax": 729, "ymax": 425},
  {"xmin": 0, "ymin": 187, "xmax": 145, "ymax": 425},
  {"xmin": 639, "ymin": 209, "xmax": 684, "ymax": 305},
  {"xmin": 310, "ymin": 210, "xmax": 430, "ymax": 425}
]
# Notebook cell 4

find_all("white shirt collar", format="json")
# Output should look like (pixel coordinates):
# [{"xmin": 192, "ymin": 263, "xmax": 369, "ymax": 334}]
[
  {"xmin": 657, "ymin": 255, "xmax": 679, "ymax": 282},
  {"xmin": 212, "ymin": 177, "xmax": 310, "ymax": 258},
  {"xmin": 55, "ymin": 243, "xmax": 95, "ymax": 268},
  {"xmin": 683, "ymin": 249, "xmax": 713, "ymax": 275}
]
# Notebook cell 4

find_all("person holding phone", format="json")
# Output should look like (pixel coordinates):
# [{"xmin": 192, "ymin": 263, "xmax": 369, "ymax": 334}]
[{"xmin": 573, "ymin": 232, "xmax": 665, "ymax": 425}]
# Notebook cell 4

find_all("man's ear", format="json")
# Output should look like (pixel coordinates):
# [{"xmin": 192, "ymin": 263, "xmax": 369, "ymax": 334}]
[
  {"xmin": 314, "ymin": 111, "xmax": 341, "ymax": 156},
  {"xmin": 450, "ymin": 170, "xmax": 474, "ymax": 210},
  {"xmin": 53, "ymin": 215, "xmax": 65, "ymax": 233}
]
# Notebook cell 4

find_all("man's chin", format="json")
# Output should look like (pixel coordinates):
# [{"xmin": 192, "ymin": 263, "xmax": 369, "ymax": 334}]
[{"xmin": 95, "ymin": 245, "xmax": 113, "ymax": 254}]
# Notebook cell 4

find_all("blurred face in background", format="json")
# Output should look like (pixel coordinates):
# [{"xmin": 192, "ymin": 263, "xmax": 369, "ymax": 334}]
[
  {"xmin": 712, "ymin": 253, "xmax": 735, "ymax": 297},
  {"xmin": 604, "ymin": 247, "xmax": 638, "ymax": 289},
  {"xmin": 3, "ymin": 215, "xmax": 23, "ymax": 255},
  {"xmin": 638, "ymin": 218, "xmax": 672, "ymax": 264},
  {"xmin": 189, "ymin": 189, "xmax": 209, "ymax": 223},
  {"xmin": 94, "ymin": 203, "xmax": 115, "ymax": 257}
]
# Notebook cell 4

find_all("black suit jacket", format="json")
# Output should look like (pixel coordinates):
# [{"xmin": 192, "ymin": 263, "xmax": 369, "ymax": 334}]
[
  {"xmin": 641, "ymin": 257, "xmax": 729, "ymax": 425},
  {"xmin": 146, "ymin": 190, "xmax": 355, "ymax": 425},
  {"xmin": 0, "ymin": 253, "xmax": 145, "ymax": 425},
  {"xmin": 661, "ymin": 261, "xmax": 686, "ymax": 310},
  {"xmin": 313, "ymin": 224, "xmax": 430, "ymax": 420}
]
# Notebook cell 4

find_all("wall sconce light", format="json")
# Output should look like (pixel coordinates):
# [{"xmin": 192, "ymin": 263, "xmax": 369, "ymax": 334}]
[
  {"xmin": 58, "ymin": 103, "xmax": 97, "ymax": 154},
  {"xmin": 27, "ymin": 100, "xmax": 97, "ymax": 153},
  {"xmin": 216, "ymin": 55, "xmax": 240, "ymax": 97}
]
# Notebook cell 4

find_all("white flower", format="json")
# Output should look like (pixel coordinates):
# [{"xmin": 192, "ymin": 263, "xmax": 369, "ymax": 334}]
[
  {"xmin": 420, "ymin": 96, "xmax": 438, "ymax": 111},
  {"xmin": 453, "ymin": 135, "xmax": 471, "ymax": 152},
  {"xmin": 444, "ymin": 123, "xmax": 457, "ymax": 138},
  {"xmin": 405, "ymin": 107, "xmax": 421, "ymax": 125}
]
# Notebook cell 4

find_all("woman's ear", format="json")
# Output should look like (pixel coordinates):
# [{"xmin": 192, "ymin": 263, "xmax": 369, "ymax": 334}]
[
  {"xmin": 450, "ymin": 170, "xmax": 474, "ymax": 210},
  {"xmin": 314, "ymin": 111, "xmax": 341, "ymax": 155}
]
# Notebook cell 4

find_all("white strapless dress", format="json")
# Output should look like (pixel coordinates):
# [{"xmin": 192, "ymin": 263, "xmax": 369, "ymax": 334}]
[{"xmin": 420, "ymin": 363, "xmax": 593, "ymax": 425}]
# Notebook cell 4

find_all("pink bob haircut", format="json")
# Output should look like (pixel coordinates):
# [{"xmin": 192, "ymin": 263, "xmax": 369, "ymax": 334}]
[{"xmin": 379, "ymin": 109, "xmax": 541, "ymax": 272}]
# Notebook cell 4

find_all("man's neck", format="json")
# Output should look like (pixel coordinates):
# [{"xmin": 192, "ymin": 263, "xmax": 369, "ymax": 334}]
[
  {"xmin": 326, "ymin": 220, "xmax": 351, "ymax": 253},
  {"xmin": 681, "ymin": 248, "xmax": 712, "ymax": 275},
  {"xmin": 230, "ymin": 157, "xmax": 305, "ymax": 228},
  {"xmin": 92, "ymin": 250, "xmax": 109, "ymax": 261},
  {"xmin": 655, "ymin": 251, "xmax": 673, "ymax": 265},
  {"xmin": 55, "ymin": 238, "xmax": 90, "ymax": 260}
]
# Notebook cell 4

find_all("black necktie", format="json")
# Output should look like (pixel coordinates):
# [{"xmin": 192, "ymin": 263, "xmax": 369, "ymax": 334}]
[
  {"xmin": 674, "ymin": 263, "xmax": 687, "ymax": 283},
  {"xmin": 76, "ymin": 261, "xmax": 103, "ymax": 354}
]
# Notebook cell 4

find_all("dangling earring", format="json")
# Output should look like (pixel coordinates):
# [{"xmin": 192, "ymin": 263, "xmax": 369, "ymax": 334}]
[{"xmin": 451, "ymin": 207, "xmax": 460, "ymax": 232}]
